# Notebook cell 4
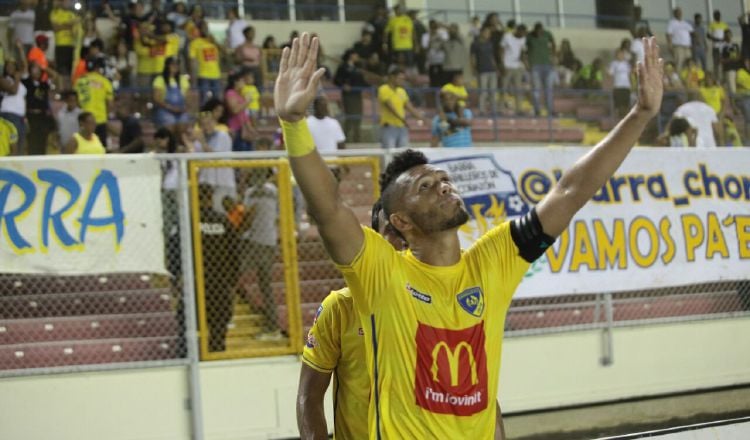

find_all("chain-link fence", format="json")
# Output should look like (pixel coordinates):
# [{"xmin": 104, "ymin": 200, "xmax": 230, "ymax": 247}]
[
  {"xmin": 0, "ymin": 158, "xmax": 187, "ymax": 374},
  {"xmin": 1, "ymin": 150, "xmax": 748, "ymax": 374}
]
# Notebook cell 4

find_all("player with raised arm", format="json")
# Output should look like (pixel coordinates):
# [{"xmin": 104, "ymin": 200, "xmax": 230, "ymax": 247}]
[
  {"xmin": 296, "ymin": 200, "xmax": 509, "ymax": 439},
  {"xmin": 276, "ymin": 32, "xmax": 663, "ymax": 439}
]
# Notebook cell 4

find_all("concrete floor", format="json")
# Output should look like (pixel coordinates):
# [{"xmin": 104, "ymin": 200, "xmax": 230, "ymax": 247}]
[{"xmin": 505, "ymin": 385, "xmax": 750, "ymax": 440}]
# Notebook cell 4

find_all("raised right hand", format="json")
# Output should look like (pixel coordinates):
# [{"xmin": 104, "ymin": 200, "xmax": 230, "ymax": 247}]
[{"xmin": 274, "ymin": 32, "xmax": 326, "ymax": 122}]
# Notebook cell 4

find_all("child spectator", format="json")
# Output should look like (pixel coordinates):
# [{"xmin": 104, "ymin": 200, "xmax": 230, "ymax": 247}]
[
  {"xmin": 241, "ymin": 68, "xmax": 261, "ymax": 119},
  {"xmin": 55, "ymin": 90, "xmax": 80, "ymax": 146},
  {"xmin": 431, "ymin": 90, "xmax": 472, "ymax": 148}
]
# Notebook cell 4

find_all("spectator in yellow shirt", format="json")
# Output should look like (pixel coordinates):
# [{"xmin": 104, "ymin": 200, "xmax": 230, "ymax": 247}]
[
  {"xmin": 74, "ymin": 57, "xmax": 113, "ymax": 146},
  {"xmin": 378, "ymin": 66, "xmax": 423, "ymax": 148},
  {"xmin": 64, "ymin": 111, "xmax": 105, "ymax": 154},
  {"xmin": 384, "ymin": 5, "xmax": 415, "ymax": 68},
  {"xmin": 0, "ymin": 116, "xmax": 19, "ymax": 156},
  {"xmin": 707, "ymin": 10, "xmax": 729, "ymax": 77},
  {"xmin": 50, "ymin": 0, "xmax": 78, "ymax": 76},
  {"xmin": 441, "ymin": 71, "xmax": 468, "ymax": 107},
  {"xmin": 240, "ymin": 68, "xmax": 261, "ymax": 119},
  {"xmin": 698, "ymin": 72, "xmax": 727, "ymax": 115},
  {"xmin": 153, "ymin": 56, "xmax": 191, "ymax": 129},
  {"xmin": 190, "ymin": 22, "xmax": 222, "ymax": 105},
  {"xmin": 680, "ymin": 58, "xmax": 705, "ymax": 89}
]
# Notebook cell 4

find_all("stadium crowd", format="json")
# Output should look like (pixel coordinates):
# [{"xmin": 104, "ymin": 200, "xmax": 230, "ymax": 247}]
[{"xmin": 0, "ymin": 0, "xmax": 749, "ymax": 157}]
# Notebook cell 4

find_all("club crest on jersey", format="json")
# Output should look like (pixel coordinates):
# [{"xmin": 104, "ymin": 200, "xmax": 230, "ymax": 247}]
[
  {"xmin": 305, "ymin": 331, "xmax": 317, "ymax": 348},
  {"xmin": 457, "ymin": 287, "xmax": 484, "ymax": 318}
]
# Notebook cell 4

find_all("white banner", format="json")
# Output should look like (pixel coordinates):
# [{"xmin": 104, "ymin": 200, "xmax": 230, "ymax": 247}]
[
  {"xmin": 0, "ymin": 155, "xmax": 166, "ymax": 275},
  {"xmin": 424, "ymin": 148, "xmax": 750, "ymax": 298}
]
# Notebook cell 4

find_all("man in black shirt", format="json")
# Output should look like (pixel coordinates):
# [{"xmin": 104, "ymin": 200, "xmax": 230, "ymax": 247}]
[
  {"xmin": 24, "ymin": 62, "xmax": 54, "ymax": 155},
  {"xmin": 198, "ymin": 184, "xmax": 240, "ymax": 352},
  {"xmin": 334, "ymin": 50, "xmax": 369, "ymax": 142},
  {"xmin": 112, "ymin": 98, "xmax": 144, "ymax": 153}
]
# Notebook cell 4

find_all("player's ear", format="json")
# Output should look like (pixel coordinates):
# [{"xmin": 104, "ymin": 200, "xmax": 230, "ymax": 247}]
[{"xmin": 389, "ymin": 212, "xmax": 412, "ymax": 235}]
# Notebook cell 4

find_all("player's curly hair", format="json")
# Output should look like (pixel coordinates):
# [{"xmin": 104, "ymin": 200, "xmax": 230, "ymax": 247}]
[
  {"xmin": 371, "ymin": 198, "xmax": 383, "ymax": 231},
  {"xmin": 379, "ymin": 149, "xmax": 429, "ymax": 217},
  {"xmin": 379, "ymin": 149, "xmax": 429, "ymax": 192}
]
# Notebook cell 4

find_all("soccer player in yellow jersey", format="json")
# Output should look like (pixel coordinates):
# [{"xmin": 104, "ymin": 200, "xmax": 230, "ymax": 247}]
[
  {"xmin": 298, "ymin": 201, "xmax": 508, "ymax": 439},
  {"xmin": 277, "ymin": 33, "xmax": 664, "ymax": 439}
]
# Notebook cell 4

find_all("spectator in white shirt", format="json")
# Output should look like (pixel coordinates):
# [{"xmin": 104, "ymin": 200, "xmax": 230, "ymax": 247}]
[
  {"xmin": 8, "ymin": 0, "xmax": 36, "ymax": 58},
  {"xmin": 673, "ymin": 95, "xmax": 724, "ymax": 148},
  {"xmin": 667, "ymin": 7, "xmax": 694, "ymax": 70},
  {"xmin": 193, "ymin": 112, "xmax": 237, "ymax": 212},
  {"xmin": 608, "ymin": 49, "xmax": 632, "ymax": 117},
  {"xmin": 55, "ymin": 90, "xmax": 81, "ymax": 146},
  {"xmin": 500, "ymin": 24, "xmax": 527, "ymax": 114},
  {"xmin": 240, "ymin": 168, "xmax": 282, "ymax": 342},
  {"xmin": 225, "ymin": 7, "xmax": 247, "ymax": 51},
  {"xmin": 306, "ymin": 96, "xmax": 346, "ymax": 154}
]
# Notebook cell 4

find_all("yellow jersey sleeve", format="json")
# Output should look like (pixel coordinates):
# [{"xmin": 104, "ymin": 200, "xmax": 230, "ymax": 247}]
[
  {"xmin": 152, "ymin": 75, "xmax": 166, "ymax": 91},
  {"xmin": 377, "ymin": 84, "xmax": 393, "ymax": 104},
  {"xmin": 302, "ymin": 291, "xmax": 344, "ymax": 373},
  {"xmin": 466, "ymin": 221, "xmax": 530, "ymax": 307},
  {"xmin": 335, "ymin": 226, "xmax": 400, "ymax": 314}
]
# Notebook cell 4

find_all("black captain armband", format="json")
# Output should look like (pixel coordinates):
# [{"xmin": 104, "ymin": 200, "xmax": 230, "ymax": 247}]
[{"xmin": 510, "ymin": 208, "xmax": 556, "ymax": 263}]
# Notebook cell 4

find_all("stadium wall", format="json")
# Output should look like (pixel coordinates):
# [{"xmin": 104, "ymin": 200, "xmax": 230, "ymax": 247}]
[{"xmin": 1, "ymin": 317, "xmax": 748, "ymax": 440}]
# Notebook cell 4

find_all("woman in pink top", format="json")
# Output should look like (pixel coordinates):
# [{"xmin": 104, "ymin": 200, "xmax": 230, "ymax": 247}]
[
  {"xmin": 224, "ymin": 70, "xmax": 256, "ymax": 151},
  {"xmin": 234, "ymin": 26, "xmax": 262, "ymax": 88}
]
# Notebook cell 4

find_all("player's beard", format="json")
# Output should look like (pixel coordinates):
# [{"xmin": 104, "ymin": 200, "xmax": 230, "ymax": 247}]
[{"xmin": 411, "ymin": 202, "xmax": 470, "ymax": 234}]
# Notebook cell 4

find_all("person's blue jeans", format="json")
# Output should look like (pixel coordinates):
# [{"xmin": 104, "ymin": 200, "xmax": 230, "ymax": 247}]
[
  {"xmin": 531, "ymin": 64, "xmax": 556, "ymax": 116},
  {"xmin": 198, "ymin": 78, "xmax": 222, "ymax": 105},
  {"xmin": 380, "ymin": 125, "xmax": 409, "ymax": 148}
]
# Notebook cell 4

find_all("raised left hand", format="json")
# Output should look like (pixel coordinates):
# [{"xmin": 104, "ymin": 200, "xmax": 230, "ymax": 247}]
[{"xmin": 635, "ymin": 37, "xmax": 664, "ymax": 117}]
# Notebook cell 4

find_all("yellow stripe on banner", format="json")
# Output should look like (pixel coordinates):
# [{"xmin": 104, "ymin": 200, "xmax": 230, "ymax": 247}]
[{"xmin": 188, "ymin": 161, "xmax": 211, "ymax": 360}]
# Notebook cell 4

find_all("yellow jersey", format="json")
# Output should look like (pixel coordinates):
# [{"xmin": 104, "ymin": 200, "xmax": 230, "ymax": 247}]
[
  {"xmin": 302, "ymin": 288, "xmax": 369, "ymax": 440},
  {"xmin": 441, "ymin": 83, "xmax": 469, "ymax": 106},
  {"xmin": 73, "ymin": 132, "xmax": 105, "ymax": 154},
  {"xmin": 165, "ymin": 33, "xmax": 181, "ymax": 58},
  {"xmin": 153, "ymin": 74, "xmax": 190, "ymax": 94},
  {"xmin": 378, "ymin": 84, "xmax": 408, "ymax": 127},
  {"xmin": 386, "ymin": 15, "xmax": 414, "ymax": 51},
  {"xmin": 0, "ymin": 117, "xmax": 18, "ymax": 156},
  {"xmin": 134, "ymin": 37, "xmax": 160, "ymax": 75},
  {"xmin": 336, "ymin": 224, "xmax": 529, "ymax": 439},
  {"xmin": 75, "ymin": 72, "xmax": 113, "ymax": 124},
  {"xmin": 189, "ymin": 38, "xmax": 221, "ymax": 80},
  {"xmin": 699, "ymin": 86, "xmax": 725, "ymax": 114},
  {"xmin": 50, "ymin": 8, "xmax": 77, "ymax": 46},
  {"xmin": 241, "ymin": 84, "xmax": 261, "ymax": 112},
  {"xmin": 737, "ymin": 68, "xmax": 750, "ymax": 92}
]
